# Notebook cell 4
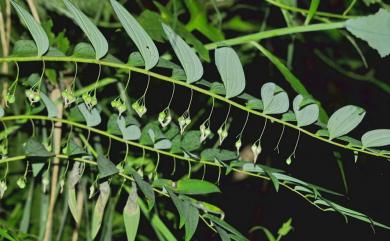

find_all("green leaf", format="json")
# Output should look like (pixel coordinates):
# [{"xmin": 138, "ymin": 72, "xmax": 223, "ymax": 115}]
[
  {"xmin": 117, "ymin": 116, "xmax": 141, "ymax": 141},
  {"xmin": 72, "ymin": 42, "xmax": 96, "ymax": 58},
  {"xmin": 92, "ymin": 182, "xmax": 110, "ymax": 239},
  {"xmin": 201, "ymin": 148, "xmax": 237, "ymax": 161},
  {"xmin": 346, "ymin": 9, "xmax": 390, "ymax": 58},
  {"xmin": 215, "ymin": 47, "xmax": 246, "ymax": 99},
  {"xmin": 277, "ymin": 218, "xmax": 293, "ymax": 237},
  {"xmin": 66, "ymin": 138, "xmax": 86, "ymax": 157},
  {"xmin": 261, "ymin": 82, "xmax": 289, "ymax": 115},
  {"xmin": 204, "ymin": 214, "xmax": 249, "ymax": 241},
  {"xmin": 251, "ymin": 42, "xmax": 328, "ymax": 122},
  {"xmin": 11, "ymin": 0, "xmax": 49, "ymax": 56},
  {"xmin": 67, "ymin": 162, "xmax": 83, "ymax": 224},
  {"xmin": 11, "ymin": 40, "xmax": 37, "ymax": 56},
  {"xmin": 304, "ymin": 0, "xmax": 320, "ymax": 25},
  {"xmin": 216, "ymin": 226, "xmax": 231, "ymax": 241},
  {"xmin": 124, "ymin": 184, "xmax": 140, "ymax": 241},
  {"xmin": 162, "ymin": 23, "xmax": 203, "ymax": 84},
  {"xmin": 77, "ymin": 103, "xmax": 101, "ymax": 127},
  {"xmin": 181, "ymin": 131, "xmax": 201, "ymax": 152},
  {"xmin": 154, "ymin": 139, "xmax": 172, "ymax": 150},
  {"xmin": 63, "ymin": 0, "xmax": 108, "ymax": 59},
  {"xmin": 166, "ymin": 188, "xmax": 199, "ymax": 241},
  {"xmin": 110, "ymin": 0, "xmax": 159, "ymax": 70},
  {"xmin": 175, "ymin": 179, "xmax": 220, "ymax": 195},
  {"xmin": 293, "ymin": 95, "xmax": 319, "ymax": 127},
  {"xmin": 40, "ymin": 92, "xmax": 58, "ymax": 118},
  {"xmin": 327, "ymin": 105, "xmax": 366, "ymax": 140},
  {"xmin": 129, "ymin": 169, "xmax": 155, "ymax": 209},
  {"xmin": 361, "ymin": 129, "xmax": 390, "ymax": 148},
  {"xmin": 23, "ymin": 138, "xmax": 54, "ymax": 157},
  {"xmin": 19, "ymin": 182, "xmax": 34, "ymax": 233},
  {"xmin": 97, "ymin": 155, "xmax": 119, "ymax": 179}
]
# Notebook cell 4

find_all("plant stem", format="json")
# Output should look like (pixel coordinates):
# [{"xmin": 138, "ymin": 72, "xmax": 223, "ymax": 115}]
[
  {"xmin": 204, "ymin": 21, "xmax": 345, "ymax": 49},
  {"xmin": 0, "ymin": 54, "xmax": 386, "ymax": 160}
]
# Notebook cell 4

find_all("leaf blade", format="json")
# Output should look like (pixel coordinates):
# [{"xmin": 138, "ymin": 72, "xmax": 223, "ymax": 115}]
[
  {"xmin": 110, "ymin": 0, "xmax": 159, "ymax": 70},
  {"xmin": 215, "ymin": 47, "xmax": 246, "ymax": 99},
  {"xmin": 162, "ymin": 23, "xmax": 203, "ymax": 83},
  {"xmin": 63, "ymin": 0, "xmax": 108, "ymax": 59},
  {"xmin": 11, "ymin": 0, "xmax": 49, "ymax": 56}
]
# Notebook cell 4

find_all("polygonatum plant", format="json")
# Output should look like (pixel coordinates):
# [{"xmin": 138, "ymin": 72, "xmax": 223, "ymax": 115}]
[{"xmin": 1, "ymin": 0, "xmax": 390, "ymax": 240}]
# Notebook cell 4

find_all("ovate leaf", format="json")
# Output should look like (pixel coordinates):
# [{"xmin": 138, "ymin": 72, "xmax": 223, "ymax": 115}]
[
  {"xmin": 215, "ymin": 47, "xmax": 246, "ymax": 99},
  {"xmin": 261, "ymin": 82, "xmax": 289, "ymax": 115},
  {"xmin": 91, "ymin": 182, "xmax": 110, "ymax": 239},
  {"xmin": 293, "ymin": 95, "xmax": 319, "ymax": 127},
  {"xmin": 11, "ymin": 40, "xmax": 37, "ymax": 56},
  {"xmin": 110, "ymin": 0, "xmax": 158, "ymax": 70},
  {"xmin": 11, "ymin": 0, "xmax": 49, "ymax": 56},
  {"xmin": 66, "ymin": 138, "xmax": 86, "ymax": 157},
  {"xmin": 97, "ymin": 155, "xmax": 119, "ymax": 179},
  {"xmin": 361, "ymin": 129, "xmax": 390, "ymax": 148},
  {"xmin": 40, "ymin": 92, "xmax": 58, "ymax": 118},
  {"xmin": 117, "ymin": 116, "xmax": 141, "ymax": 141},
  {"xmin": 124, "ymin": 184, "xmax": 140, "ymax": 241},
  {"xmin": 129, "ymin": 169, "xmax": 155, "ymax": 209},
  {"xmin": 23, "ymin": 138, "xmax": 54, "ymax": 157},
  {"xmin": 63, "ymin": 0, "xmax": 108, "ymax": 59},
  {"xmin": 175, "ymin": 179, "xmax": 220, "ymax": 195},
  {"xmin": 162, "ymin": 23, "xmax": 203, "ymax": 83},
  {"xmin": 154, "ymin": 139, "xmax": 172, "ymax": 150},
  {"xmin": 166, "ymin": 188, "xmax": 199, "ymax": 241},
  {"xmin": 67, "ymin": 162, "xmax": 83, "ymax": 223},
  {"xmin": 327, "ymin": 105, "xmax": 366, "ymax": 140},
  {"xmin": 78, "ymin": 103, "xmax": 101, "ymax": 127},
  {"xmin": 346, "ymin": 9, "xmax": 390, "ymax": 58}
]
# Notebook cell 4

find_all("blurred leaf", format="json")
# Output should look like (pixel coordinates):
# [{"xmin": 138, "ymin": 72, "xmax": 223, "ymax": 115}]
[
  {"xmin": 215, "ymin": 47, "xmax": 246, "ymax": 99},
  {"xmin": 117, "ymin": 116, "xmax": 141, "ymax": 141},
  {"xmin": 91, "ymin": 182, "xmax": 110, "ymax": 239},
  {"xmin": 124, "ymin": 184, "xmax": 140, "ymax": 241},
  {"xmin": 72, "ymin": 42, "xmax": 95, "ymax": 58},
  {"xmin": 19, "ymin": 182, "xmax": 34, "ymax": 233},
  {"xmin": 23, "ymin": 138, "xmax": 54, "ymax": 157},
  {"xmin": 97, "ymin": 155, "xmax": 119, "ymax": 179},
  {"xmin": 129, "ymin": 169, "xmax": 155, "ymax": 210},
  {"xmin": 277, "ymin": 218, "xmax": 293, "ymax": 237},
  {"xmin": 201, "ymin": 148, "xmax": 237, "ymax": 161},
  {"xmin": 78, "ymin": 103, "xmax": 101, "ymax": 127},
  {"xmin": 346, "ymin": 9, "xmax": 390, "ymax": 57},
  {"xmin": 166, "ymin": 188, "xmax": 199, "ymax": 241},
  {"xmin": 11, "ymin": 40, "xmax": 37, "ymax": 57},
  {"xmin": 175, "ymin": 179, "xmax": 220, "ymax": 195},
  {"xmin": 11, "ymin": 0, "xmax": 49, "ymax": 56},
  {"xmin": 66, "ymin": 138, "xmax": 86, "ymax": 157},
  {"xmin": 304, "ymin": 0, "xmax": 320, "ymax": 25},
  {"xmin": 327, "ymin": 105, "xmax": 366, "ymax": 140},
  {"xmin": 40, "ymin": 92, "xmax": 58, "ymax": 118},
  {"xmin": 154, "ymin": 139, "xmax": 172, "ymax": 150}
]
